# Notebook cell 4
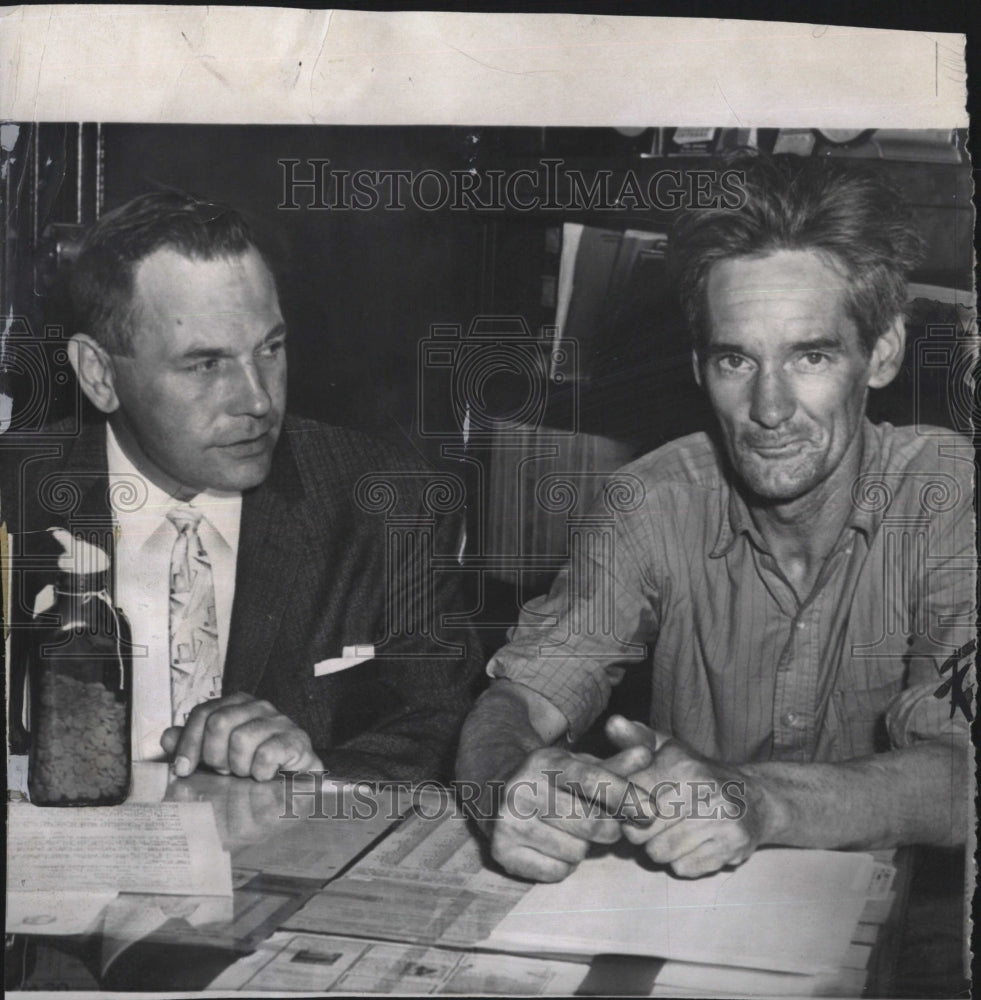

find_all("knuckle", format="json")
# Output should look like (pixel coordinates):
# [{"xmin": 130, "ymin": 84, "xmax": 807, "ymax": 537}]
[
  {"xmin": 271, "ymin": 713, "xmax": 295, "ymax": 733},
  {"xmin": 584, "ymin": 814, "xmax": 608, "ymax": 838},
  {"xmin": 204, "ymin": 713, "xmax": 228, "ymax": 738},
  {"xmin": 595, "ymin": 818, "xmax": 624, "ymax": 843},
  {"xmin": 539, "ymin": 863, "xmax": 571, "ymax": 884},
  {"xmin": 674, "ymin": 857, "xmax": 700, "ymax": 878},
  {"xmin": 185, "ymin": 702, "xmax": 209, "ymax": 726},
  {"xmin": 253, "ymin": 741, "xmax": 282, "ymax": 768},
  {"xmin": 506, "ymin": 777, "xmax": 541, "ymax": 808},
  {"xmin": 228, "ymin": 726, "xmax": 251, "ymax": 754}
]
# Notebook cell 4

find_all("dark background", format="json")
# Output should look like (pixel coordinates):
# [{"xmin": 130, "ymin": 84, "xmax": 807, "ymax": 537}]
[{"xmin": 6, "ymin": 125, "xmax": 975, "ymax": 457}]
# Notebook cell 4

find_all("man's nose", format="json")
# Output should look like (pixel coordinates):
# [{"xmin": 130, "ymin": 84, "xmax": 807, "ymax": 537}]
[
  {"xmin": 749, "ymin": 370, "xmax": 795, "ymax": 428},
  {"xmin": 230, "ymin": 361, "xmax": 273, "ymax": 418}
]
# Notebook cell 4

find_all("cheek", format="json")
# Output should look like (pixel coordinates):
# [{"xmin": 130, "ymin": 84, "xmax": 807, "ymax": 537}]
[
  {"xmin": 704, "ymin": 381, "xmax": 745, "ymax": 425},
  {"xmin": 156, "ymin": 377, "xmax": 224, "ymax": 424},
  {"xmin": 796, "ymin": 375, "xmax": 864, "ymax": 429},
  {"xmin": 137, "ymin": 390, "xmax": 216, "ymax": 451}
]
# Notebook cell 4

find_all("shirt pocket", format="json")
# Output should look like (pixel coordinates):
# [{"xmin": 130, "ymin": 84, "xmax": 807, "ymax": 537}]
[{"xmin": 831, "ymin": 676, "xmax": 905, "ymax": 760}]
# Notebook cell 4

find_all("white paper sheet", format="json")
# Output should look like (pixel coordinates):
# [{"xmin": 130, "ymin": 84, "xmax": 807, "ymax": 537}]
[
  {"xmin": 7, "ymin": 801, "xmax": 232, "ymax": 896},
  {"xmin": 5, "ymin": 890, "xmax": 118, "ymax": 936},
  {"xmin": 0, "ymin": 9, "xmax": 967, "ymax": 128},
  {"xmin": 485, "ymin": 846, "xmax": 876, "ymax": 975}
]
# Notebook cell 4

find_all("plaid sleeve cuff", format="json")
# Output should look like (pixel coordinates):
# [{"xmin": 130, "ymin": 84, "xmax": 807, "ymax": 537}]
[{"xmin": 487, "ymin": 644, "xmax": 617, "ymax": 742}]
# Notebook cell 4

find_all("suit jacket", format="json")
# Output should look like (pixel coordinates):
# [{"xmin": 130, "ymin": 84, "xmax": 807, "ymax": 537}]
[{"xmin": 2, "ymin": 413, "xmax": 485, "ymax": 782}]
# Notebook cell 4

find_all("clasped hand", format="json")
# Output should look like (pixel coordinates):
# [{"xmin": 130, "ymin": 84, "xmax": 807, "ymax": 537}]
[
  {"xmin": 160, "ymin": 691, "xmax": 324, "ymax": 781},
  {"xmin": 490, "ymin": 715, "xmax": 771, "ymax": 881}
]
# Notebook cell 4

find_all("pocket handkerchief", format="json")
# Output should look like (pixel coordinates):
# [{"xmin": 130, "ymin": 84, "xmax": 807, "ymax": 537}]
[{"xmin": 313, "ymin": 646, "xmax": 375, "ymax": 677}]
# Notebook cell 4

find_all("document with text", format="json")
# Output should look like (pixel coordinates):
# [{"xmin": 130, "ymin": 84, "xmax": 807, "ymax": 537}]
[{"xmin": 7, "ymin": 801, "xmax": 232, "ymax": 897}]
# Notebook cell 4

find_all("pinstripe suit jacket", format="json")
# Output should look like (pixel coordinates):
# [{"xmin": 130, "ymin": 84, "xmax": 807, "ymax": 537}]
[{"xmin": 3, "ymin": 413, "xmax": 484, "ymax": 782}]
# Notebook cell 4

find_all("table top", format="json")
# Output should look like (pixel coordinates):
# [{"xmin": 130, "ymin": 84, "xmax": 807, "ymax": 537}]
[{"xmin": 6, "ymin": 764, "xmax": 914, "ymax": 996}]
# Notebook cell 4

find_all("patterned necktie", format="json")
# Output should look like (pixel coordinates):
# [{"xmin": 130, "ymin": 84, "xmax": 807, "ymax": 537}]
[{"xmin": 167, "ymin": 507, "xmax": 221, "ymax": 726}]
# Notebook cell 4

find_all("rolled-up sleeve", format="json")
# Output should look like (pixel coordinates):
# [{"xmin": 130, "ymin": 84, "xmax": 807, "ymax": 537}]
[{"xmin": 886, "ymin": 675, "xmax": 973, "ymax": 748}]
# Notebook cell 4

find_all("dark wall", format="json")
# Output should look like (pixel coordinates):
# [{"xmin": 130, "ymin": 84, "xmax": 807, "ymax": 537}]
[
  {"xmin": 12, "ymin": 125, "xmax": 972, "ymax": 458},
  {"xmin": 102, "ymin": 125, "xmax": 492, "ymax": 459}
]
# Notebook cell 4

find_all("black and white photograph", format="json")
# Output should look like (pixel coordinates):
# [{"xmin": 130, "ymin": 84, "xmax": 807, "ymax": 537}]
[{"xmin": 2, "ymin": 6, "xmax": 977, "ymax": 998}]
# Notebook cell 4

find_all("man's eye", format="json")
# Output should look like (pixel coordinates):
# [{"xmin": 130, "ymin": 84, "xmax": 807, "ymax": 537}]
[
  {"xmin": 800, "ymin": 352, "xmax": 830, "ymax": 368},
  {"xmin": 258, "ymin": 340, "xmax": 286, "ymax": 360},
  {"xmin": 189, "ymin": 358, "xmax": 222, "ymax": 374},
  {"xmin": 717, "ymin": 355, "xmax": 749, "ymax": 372}
]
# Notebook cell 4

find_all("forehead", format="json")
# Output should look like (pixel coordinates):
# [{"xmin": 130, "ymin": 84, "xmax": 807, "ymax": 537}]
[
  {"xmin": 704, "ymin": 250, "xmax": 856, "ymax": 347},
  {"xmin": 130, "ymin": 246, "xmax": 281, "ymax": 351}
]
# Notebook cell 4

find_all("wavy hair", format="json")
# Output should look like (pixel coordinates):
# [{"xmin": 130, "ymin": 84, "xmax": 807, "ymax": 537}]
[{"xmin": 670, "ymin": 154, "xmax": 926, "ymax": 355}]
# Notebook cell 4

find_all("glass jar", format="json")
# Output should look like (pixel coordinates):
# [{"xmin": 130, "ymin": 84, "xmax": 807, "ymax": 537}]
[{"xmin": 28, "ymin": 538, "xmax": 132, "ymax": 806}]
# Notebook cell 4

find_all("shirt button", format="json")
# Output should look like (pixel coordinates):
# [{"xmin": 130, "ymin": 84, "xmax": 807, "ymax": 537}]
[
  {"xmin": 781, "ymin": 711, "xmax": 800, "ymax": 727},
  {"xmin": 796, "ymin": 621, "xmax": 807, "ymax": 630}
]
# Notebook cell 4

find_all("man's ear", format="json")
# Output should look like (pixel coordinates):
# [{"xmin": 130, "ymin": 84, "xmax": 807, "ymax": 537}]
[
  {"xmin": 867, "ymin": 315, "xmax": 906, "ymax": 389},
  {"xmin": 68, "ymin": 334, "xmax": 121, "ymax": 413},
  {"xmin": 691, "ymin": 349, "xmax": 703, "ymax": 388}
]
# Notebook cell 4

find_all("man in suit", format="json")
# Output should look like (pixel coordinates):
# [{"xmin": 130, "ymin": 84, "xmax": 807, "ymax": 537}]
[{"xmin": 4, "ymin": 190, "xmax": 482, "ymax": 783}]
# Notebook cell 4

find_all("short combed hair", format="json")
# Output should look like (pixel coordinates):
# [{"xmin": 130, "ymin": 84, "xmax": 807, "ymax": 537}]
[
  {"xmin": 70, "ymin": 189, "xmax": 264, "ymax": 354},
  {"xmin": 670, "ymin": 154, "xmax": 927, "ymax": 355}
]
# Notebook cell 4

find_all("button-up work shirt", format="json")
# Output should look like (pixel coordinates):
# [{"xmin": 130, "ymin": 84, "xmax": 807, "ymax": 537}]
[
  {"xmin": 488, "ymin": 422, "xmax": 975, "ymax": 764},
  {"xmin": 106, "ymin": 424, "xmax": 242, "ymax": 761}
]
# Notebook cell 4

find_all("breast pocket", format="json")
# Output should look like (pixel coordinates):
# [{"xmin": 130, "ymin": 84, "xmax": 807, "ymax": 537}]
[{"xmin": 313, "ymin": 646, "xmax": 376, "ymax": 677}]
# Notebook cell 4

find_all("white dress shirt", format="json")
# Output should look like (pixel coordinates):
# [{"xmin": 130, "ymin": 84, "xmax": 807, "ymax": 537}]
[{"xmin": 106, "ymin": 424, "xmax": 242, "ymax": 761}]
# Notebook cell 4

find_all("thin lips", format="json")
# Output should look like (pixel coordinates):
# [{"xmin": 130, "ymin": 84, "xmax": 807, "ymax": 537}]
[
  {"xmin": 747, "ymin": 439, "xmax": 805, "ymax": 452},
  {"xmin": 224, "ymin": 431, "xmax": 270, "ymax": 447}
]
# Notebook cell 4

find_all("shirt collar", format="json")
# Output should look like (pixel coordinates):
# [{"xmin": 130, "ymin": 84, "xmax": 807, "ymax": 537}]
[
  {"xmin": 710, "ymin": 483, "xmax": 756, "ymax": 558},
  {"xmin": 105, "ymin": 423, "xmax": 242, "ymax": 544},
  {"xmin": 843, "ymin": 420, "xmax": 885, "ymax": 540},
  {"xmin": 709, "ymin": 420, "xmax": 882, "ymax": 559}
]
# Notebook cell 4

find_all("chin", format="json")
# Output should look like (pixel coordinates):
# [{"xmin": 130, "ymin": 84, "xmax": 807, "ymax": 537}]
[
  {"xmin": 748, "ymin": 482, "xmax": 811, "ymax": 503},
  {"xmin": 743, "ymin": 470, "xmax": 822, "ymax": 503},
  {"xmin": 733, "ymin": 458, "xmax": 818, "ymax": 503},
  {"xmin": 212, "ymin": 458, "xmax": 275, "ymax": 493}
]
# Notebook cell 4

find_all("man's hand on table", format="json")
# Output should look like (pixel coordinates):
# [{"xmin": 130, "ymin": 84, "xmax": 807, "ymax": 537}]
[
  {"xmin": 605, "ymin": 715, "xmax": 776, "ymax": 878},
  {"xmin": 488, "ymin": 742, "xmax": 655, "ymax": 883},
  {"xmin": 160, "ymin": 692, "xmax": 324, "ymax": 781}
]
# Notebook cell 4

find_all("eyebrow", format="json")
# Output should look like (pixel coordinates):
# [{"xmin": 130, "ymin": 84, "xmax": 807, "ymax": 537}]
[
  {"xmin": 704, "ymin": 336, "xmax": 844, "ymax": 359},
  {"xmin": 176, "ymin": 323, "xmax": 288, "ymax": 361}
]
